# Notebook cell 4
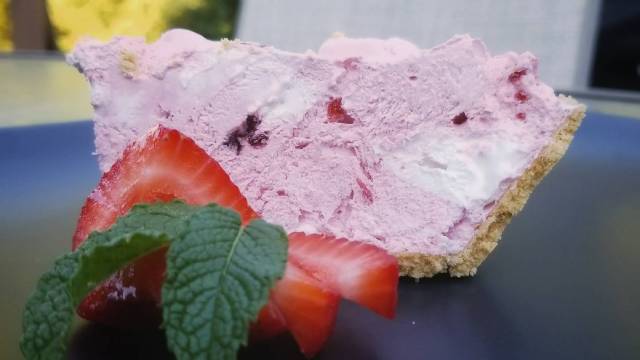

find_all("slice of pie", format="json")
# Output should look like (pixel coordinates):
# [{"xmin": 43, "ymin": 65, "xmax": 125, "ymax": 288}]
[{"xmin": 68, "ymin": 29, "xmax": 585, "ymax": 278}]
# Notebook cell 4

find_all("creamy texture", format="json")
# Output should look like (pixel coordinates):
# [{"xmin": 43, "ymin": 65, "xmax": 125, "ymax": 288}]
[{"xmin": 68, "ymin": 30, "xmax": 579, "ymax": 255}]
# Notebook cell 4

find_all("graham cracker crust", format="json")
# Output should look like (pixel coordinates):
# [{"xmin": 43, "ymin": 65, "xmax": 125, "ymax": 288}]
[{"xmin": 396, "ymin": 97, "xmax": 586, "ymax": 278}]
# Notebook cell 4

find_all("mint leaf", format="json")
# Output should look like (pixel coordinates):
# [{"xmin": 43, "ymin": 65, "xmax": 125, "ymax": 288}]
[
  {"xmin": 162, "ymin": 205, "xmax": 288, "ymax": 360},
  {"xmin": 20, "ymin": 231, "xmax": 168, "ymax": 360}
]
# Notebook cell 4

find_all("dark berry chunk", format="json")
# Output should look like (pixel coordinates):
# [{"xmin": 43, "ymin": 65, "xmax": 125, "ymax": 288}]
[
  {"xmin": 409, "ymin": 76, "xmax": 418, "ymax": 81},
  {"xmin": 515, "ymin": 90, "xmax": 529, "ymax": 103},
  {"xmin": 327, "ymin": 98, "xmax": 355, "ymax": 124},
  {"xmin": 223, "ymin": 113, "xmax": 266, "ymax": 154},
  {"xmin": 516, "ymin": 112, "xmax": 527, "ymax": 120},
  {"xmin": 451, "ymin": 112, "xmax": 468, "ymax": 125},
  {"xmin": 508, "ymin": 69, "xmax": 527, "ymax": 83},
  {"xmin": 248, "ymin": 133, "xmax": 269, "ymax": 147}
]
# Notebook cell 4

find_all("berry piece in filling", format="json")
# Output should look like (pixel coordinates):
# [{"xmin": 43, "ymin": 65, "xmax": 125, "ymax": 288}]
[
  {"xmin": 515, "ymin": 90, "xmax": 530, "ymax": 103},
  {"xmin": 508, "ymin": 68, "xmax": 527, "ymax": 83},
  {"xmin": 327, "ymin": 97, "xmax": 356, "ymax": 124},
  {"xmin": 451, "ymin": 112, "xmax": 468, "ymax": 125},
  {"xmin": 223, "ymin": 113, "xmax": 267, "ymax": 154}
]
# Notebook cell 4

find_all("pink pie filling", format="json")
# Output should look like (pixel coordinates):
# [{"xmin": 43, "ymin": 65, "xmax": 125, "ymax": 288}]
[{"xmin": 69, "ymin": 30, "xmax": 579, "ymax": 255}]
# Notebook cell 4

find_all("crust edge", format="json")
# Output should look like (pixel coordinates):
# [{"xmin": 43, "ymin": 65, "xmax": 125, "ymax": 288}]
[{"xmin": 396, "ymin": 97, "xmax": 586, "ymax": 278}]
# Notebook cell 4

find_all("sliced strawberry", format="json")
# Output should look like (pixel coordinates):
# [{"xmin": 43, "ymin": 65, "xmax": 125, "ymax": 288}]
[
  {"xmin": 73, "ymin": 125, "xmax": 257, "ymax": 326},
  {"xmin": 288, "ymin": 232, "xmax": 398, "ymax": 319},
  {"xmin": 257, "ymin": 262, "xmax": 340, "ymax": 357}
]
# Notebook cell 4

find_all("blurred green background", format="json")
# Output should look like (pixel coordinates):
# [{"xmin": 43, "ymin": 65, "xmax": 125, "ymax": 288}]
[{"xmin": 0, "ymin": 0, "xmax": 238, "ymax": 52}]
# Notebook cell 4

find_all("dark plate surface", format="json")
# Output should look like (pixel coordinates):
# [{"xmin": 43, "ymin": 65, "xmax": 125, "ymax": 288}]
[{"xmin": 1, "ymin": 113, "xmax": 640, "ymax": 359}]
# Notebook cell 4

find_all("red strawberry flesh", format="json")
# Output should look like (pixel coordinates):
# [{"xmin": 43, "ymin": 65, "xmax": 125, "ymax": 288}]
[
  {"xmin": 265, "ymin": 262, "xmax": 340, "ymax": 357},
  {"xmin": 327, "ymin": 97, "xmax": 355, "ymax": 124},
  {"xmin": 288, "ymin": 232, "xmax": 398, "ymax": 319}
]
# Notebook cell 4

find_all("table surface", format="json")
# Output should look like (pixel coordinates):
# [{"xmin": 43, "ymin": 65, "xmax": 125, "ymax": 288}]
[
  {"xmin": 1, "ymin": 113, "xmax": 639, "ymax": 359},
  {"xmin": 0, "ymin": 55, "xmax": 92, "ymax": 127}
]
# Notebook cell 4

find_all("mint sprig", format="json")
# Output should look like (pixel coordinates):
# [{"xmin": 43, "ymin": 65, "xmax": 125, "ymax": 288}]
[{"xmin": 20, "ymin": 201, "xmax": 288, "ymax": 360}]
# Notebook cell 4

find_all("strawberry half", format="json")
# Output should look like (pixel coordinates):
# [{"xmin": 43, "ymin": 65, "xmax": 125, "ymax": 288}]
[{"xmin": 73, "ymin": 125, "xmax": 257, "ymax": 326}]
